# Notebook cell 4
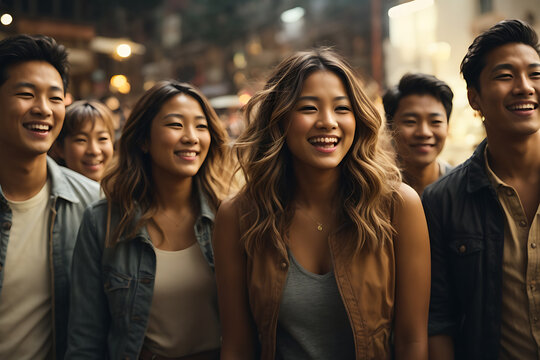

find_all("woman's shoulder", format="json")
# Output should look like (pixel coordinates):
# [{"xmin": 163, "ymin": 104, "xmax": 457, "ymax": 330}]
[{"xmin": 392, "ymin": 182, "xmax": 423, "ymax": 225}]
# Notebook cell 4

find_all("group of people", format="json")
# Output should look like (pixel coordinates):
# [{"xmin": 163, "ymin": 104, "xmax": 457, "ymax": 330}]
[{"xmin": 0, "ymin": 17, "xmax": 538, "ymax": 360}]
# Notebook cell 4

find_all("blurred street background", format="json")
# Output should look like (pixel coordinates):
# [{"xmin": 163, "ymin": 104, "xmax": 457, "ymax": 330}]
[{"xmin": 0, "ymin": 0, "xmax": 538, "ymax": 164}]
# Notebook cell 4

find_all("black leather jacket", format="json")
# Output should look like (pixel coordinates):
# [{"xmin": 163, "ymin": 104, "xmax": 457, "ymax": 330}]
[{"xmin": 422, "ymin": 139, "xmax": 505, "ymax": 360}]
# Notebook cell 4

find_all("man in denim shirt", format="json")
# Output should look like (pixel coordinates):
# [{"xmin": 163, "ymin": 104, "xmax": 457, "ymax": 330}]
[{"xmin": 0, "ymin": 35, "xmax": 100, "ymax": 359}]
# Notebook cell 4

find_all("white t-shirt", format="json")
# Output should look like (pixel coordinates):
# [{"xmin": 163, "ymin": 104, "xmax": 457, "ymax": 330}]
[
  {"xmin": 0, "ymin": 181, "xmax": 53, "ymax": 359},
  {"xmin": 143, "ymin": 242, "xmax": 221, "ymax": 357}
]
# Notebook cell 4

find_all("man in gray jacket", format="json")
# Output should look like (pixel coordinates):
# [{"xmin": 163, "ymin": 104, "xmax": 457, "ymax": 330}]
[{"xmin": 0, "ymin": 34, "xmax": 100, "ymax": 359}]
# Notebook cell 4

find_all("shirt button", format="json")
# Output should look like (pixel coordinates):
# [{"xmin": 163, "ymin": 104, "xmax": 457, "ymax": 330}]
[
  {"xmin": 532, "ymin": 243, "xmax": 537, "ymax": 249},
  {"xmin": 2, "ymin": 222, "xmax": 11, "ymax": 231},
  {"xmin": 535, "ymin": 317, "xmax": 539, "ymax": 322},
  {"xmin": 280, "ymin": 260, "xmax": 288, "ymax": 269},
  {"xmin": 458, "ymin": 245, "xmax": 467, "ymax": 254},
  {"xmin": 519, "ymin": 220, "xmax": 527, "ymax": 227},
  {"xmin": 505, "ymin": 189, "xmax": 513, "ymax": 196}
]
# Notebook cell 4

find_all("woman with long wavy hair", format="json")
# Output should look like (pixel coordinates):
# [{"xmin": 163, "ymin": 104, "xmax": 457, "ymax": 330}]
[
  {"xmin": 213, "ymin": 49, "xmax": 430, "ymax": 359},
  {"xmin": 66, "ymin": 81, "xmax": 232, "ymax": 359}
]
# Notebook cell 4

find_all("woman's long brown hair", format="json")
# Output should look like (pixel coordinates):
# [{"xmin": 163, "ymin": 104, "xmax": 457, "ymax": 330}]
[
  {"xmin": 101, "ymin": 80, "xmax": 233, "ymax": 246},
  {"xmin": 234, "ymin": 48, "xmax": 401, "ymax": 256}
]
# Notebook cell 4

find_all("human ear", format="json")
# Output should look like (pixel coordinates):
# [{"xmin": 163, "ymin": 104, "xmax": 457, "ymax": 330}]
[{"xmin": 467, "ymin": 87, "xmax": 482, "ymax": 113}]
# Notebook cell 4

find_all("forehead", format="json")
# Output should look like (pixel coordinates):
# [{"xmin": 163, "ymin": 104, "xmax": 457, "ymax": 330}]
[
  {"xmin": 3, "ymin": 60, "xmax": 63, "ymax": 91},
  {"xmin": 158, "ymin": 93, "xmax": 205, "ymax": 114},
  {"xmin": 396, "ymin": 94, "xmax": 446, "ymax": 114},
  {"xmin": 300, "ymin": 70, "xmax": 348, "ymax": 95},
  {"xmin": 72, "ymin": 117, "xmax": 110, "ymax": 133},
  {"xmin": 482, "ymin": 42, "xmax": 540, "ymax": 71}
]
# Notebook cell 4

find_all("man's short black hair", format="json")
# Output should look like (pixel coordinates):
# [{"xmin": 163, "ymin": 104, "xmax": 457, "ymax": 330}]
[
  {"xmin": 383, "ymin": 72, "xmax": 454, "ymax": 126},
  {"xmin": 460, "ymin": 19, "xmax": 540, "ymax": 91},
  {"xmin": 0, "ymin": 34, "xmax": 69, "ymax": 93}
]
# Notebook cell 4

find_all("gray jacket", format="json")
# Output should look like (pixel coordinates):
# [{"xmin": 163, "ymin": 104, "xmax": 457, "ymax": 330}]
[
  {"xmin": 65, "ymin": 190, "xmax": 216, "ymax": 359},
  {"xmin": 0, "ymin": 157, "xmax": 100, "ymax": 359}
]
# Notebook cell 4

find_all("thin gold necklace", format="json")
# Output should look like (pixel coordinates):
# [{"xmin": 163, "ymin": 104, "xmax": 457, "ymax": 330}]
[{"xmin": 299, "ymin": 208, "xmax": 324, "ymax": 231}]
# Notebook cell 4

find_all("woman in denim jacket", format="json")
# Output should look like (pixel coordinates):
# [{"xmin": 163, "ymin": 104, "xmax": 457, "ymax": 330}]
[{"xmin": 66, "ymin": 81, "xmax": 233, "ymax": 359}]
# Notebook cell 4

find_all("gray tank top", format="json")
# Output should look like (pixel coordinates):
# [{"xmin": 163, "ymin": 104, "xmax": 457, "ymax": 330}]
[{"xmin": 275, "ymin": 250, "xmax": 355, "ymax": 359}]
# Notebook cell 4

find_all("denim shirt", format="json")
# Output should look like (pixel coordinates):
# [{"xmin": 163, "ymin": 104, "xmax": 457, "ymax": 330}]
[
  {"xmin": 65, "ymin": 190, "xmax": 216, "ymax": 359},
  {"xmin": 0, "ymin": 157, "xmax": 100, "ymax": 359}
]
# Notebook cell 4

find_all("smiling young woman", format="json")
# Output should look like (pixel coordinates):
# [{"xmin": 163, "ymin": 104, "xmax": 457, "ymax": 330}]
[
  {"xmin": 66, "ymin": 81, "xmax": 235, "ymax": 360},
  {"xmin": 52, "ymin": 100, "xmax": 115, "ymax": 182},
  {"xmin": 213, "ymin": 49, "xmax": 431, "ymax": 360}
]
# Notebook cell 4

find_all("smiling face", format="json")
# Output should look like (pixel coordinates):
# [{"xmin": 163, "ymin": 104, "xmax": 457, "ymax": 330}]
[
  {"xmin": 59, "ymin": 118, "xmax": 114, "ymax": 181},
  {"xmin": 392, "ymin": 94, "xmax": 448, "ymax": 169},
  {"xmin": 468, "ymin": 42, "xmax": 540, "ymax": 139},
  {"xmin": 0, "ymin": 60, "xmax": 65, "ymax": 160},
  {"xmin": 284, "ymin": 70, "xmax": 356, "ymax": 173},
  {"xmin": 147, "ymin": 93, "xmax": 211, "ymax": 181}
]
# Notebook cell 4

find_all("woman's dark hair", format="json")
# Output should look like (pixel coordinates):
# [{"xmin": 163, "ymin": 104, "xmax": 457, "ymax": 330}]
[
  {"xmin": 461, "ymin": 19, "xmax": 540, "ymax": 91},
  {"xmin": 101, "ymin": 80, "xmax": 233, "ymax": 245}
]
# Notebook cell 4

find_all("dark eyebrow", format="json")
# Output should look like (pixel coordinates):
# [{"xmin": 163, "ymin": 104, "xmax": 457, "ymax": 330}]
[
  {"xmin": 491, "ymin": 63, "xmax": 540, "ymax": 73},
  {"xmin": 297, "ymin": 95, "xmax": 349, "ymax": 102},
  {"xmin": 399, "ymin": 111, "xmax": 420, "ymax": 118},
  {"xmin": 162, "ymin": 113, "xmax": 206, "ymax": 121},
  {"xmin": 14, "ymin": 82, "xmax": 63, "ymax": 93},
  {"xmin": 399, "ymin": 111, "xmax": 444, "ymax": 118}
]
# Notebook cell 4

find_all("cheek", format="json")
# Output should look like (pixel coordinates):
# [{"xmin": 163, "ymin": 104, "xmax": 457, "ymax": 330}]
[
  {"xmin": 63, "ymin": 143, "xmax": 85, "ymax": 165},
  {"xmin": 395, "ymin": 127, "xmax": 414, "ymax": 144},
  {"xmin": 101, "ymin": 142, "xmax": 114, "ymax": 160},
  {"xmin": 200, "ymin": 133, "xmax": 212, "ymax": 157}
]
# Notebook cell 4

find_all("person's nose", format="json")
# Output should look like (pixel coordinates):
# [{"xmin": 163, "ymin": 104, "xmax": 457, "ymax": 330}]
[
  {"xmin": 414, "ymin": 121, "xmax": 433, "ymax": 138},
  {"xmin": 86, "ymin": 139, "xmax": 100, "ymax": 155},
  {"xmin": 315, "ymin": 108, "xmax": 338, "ymax": 130},
  {"xmin": 30, "ymin": 95, "xmax": 53, "ymax": 118},
  {"xmin": 513, "ymin": 73, "xmax": 535, "ymax": 96},
  {"xmin": 181, "ymin": 125, "xmax": 200, "ymax": 144}
]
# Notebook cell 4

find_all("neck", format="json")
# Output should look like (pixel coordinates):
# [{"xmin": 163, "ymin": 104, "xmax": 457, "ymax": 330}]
[
  {"xmin": 401, "ymin": 160, "xmax": 439, "ymax": 195},
  {"xmin": 152, "ymin": 172, "xmax": 194, "ymax": 211},
  {"xmin": 486, "ymin": 131, "xmax": 540, "ymax": 180},
  {"xmin": 0, "ymin": 152, "xmax": 48, "ymax": 201},
  {"xmin": 292, "ymin": 166, "xmax": 340, "ymax": 208}
]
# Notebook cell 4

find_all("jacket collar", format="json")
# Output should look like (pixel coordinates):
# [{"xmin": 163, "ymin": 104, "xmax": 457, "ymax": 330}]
[
  {"xmin": 47, "ymin": 156, "xmax": 81, "ymax": 203},
  {"xmin": 466, "ymin": 138, "xmax": 494, "ymax": 194}
]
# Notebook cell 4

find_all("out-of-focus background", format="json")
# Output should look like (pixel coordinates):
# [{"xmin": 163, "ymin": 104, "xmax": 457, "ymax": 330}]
[{"xmin": 1, "ymin": 0, "xmax": 538, "ymax": 164}]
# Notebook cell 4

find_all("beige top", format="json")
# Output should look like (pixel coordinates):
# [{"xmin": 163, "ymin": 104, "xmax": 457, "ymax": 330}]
[
  {"xmin": 0, "ymin": 181, "xmax": 53, "ymax": 359},
  {"xmin": 485, "ymin": 149, "xmax": 540, "ymax": 359},
  {"xmin": 143, "ymin": 242, "xmax": 220, "ymax": 357}
]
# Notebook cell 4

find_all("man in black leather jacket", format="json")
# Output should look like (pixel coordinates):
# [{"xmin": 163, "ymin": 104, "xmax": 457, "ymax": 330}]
[{"xmin": 423, "ymin": 19, "xmax": 540, "ymax": 359}]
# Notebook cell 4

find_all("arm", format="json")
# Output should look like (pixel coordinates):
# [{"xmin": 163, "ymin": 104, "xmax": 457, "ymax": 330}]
[
  {"xmin": 428, "ymin": 335, "xmax": 454, "ymax": 360},
  {"xmin": 212, "ymin": 198, "xmax": 257, "ymax": 360},
  {"xmin": 393, "ymin": 184, "xmax": 430, "ymax": 360},
  {"xmin": 422, "ymin": 190, "xmax": 456, "ymax": 360},
  {"xmin": 65, "ymin": 207, "xmax": 110, "ymax": 359}
]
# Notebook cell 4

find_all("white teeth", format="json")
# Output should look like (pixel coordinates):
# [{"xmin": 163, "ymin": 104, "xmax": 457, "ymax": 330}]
[
  {"xmin": 177, "ymin": 151, "xmax": 196, "ymax": 157},
  {"xmin": 509, "ymin": 104, "xmax": 535, "ymax": 111},
  {"xmin": 308, "ymin": 137, "xmax": 338, "ymax": 145},
  {"xmin": 25, "ymin": 123, "xmax": 50, "ymax": 131}
]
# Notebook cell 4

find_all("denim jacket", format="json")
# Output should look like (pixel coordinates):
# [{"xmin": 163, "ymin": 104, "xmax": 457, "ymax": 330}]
[
  {"xmin": 422, "ymin": 139, "xmax": 505, "ymax": 359},
  {"xmin": 65, "ymin": 190, "xmax": 216, "ymax": 359},
  {"xmin": 0, "ymin": 157, "xmax": 100, "ymax": 359}
]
